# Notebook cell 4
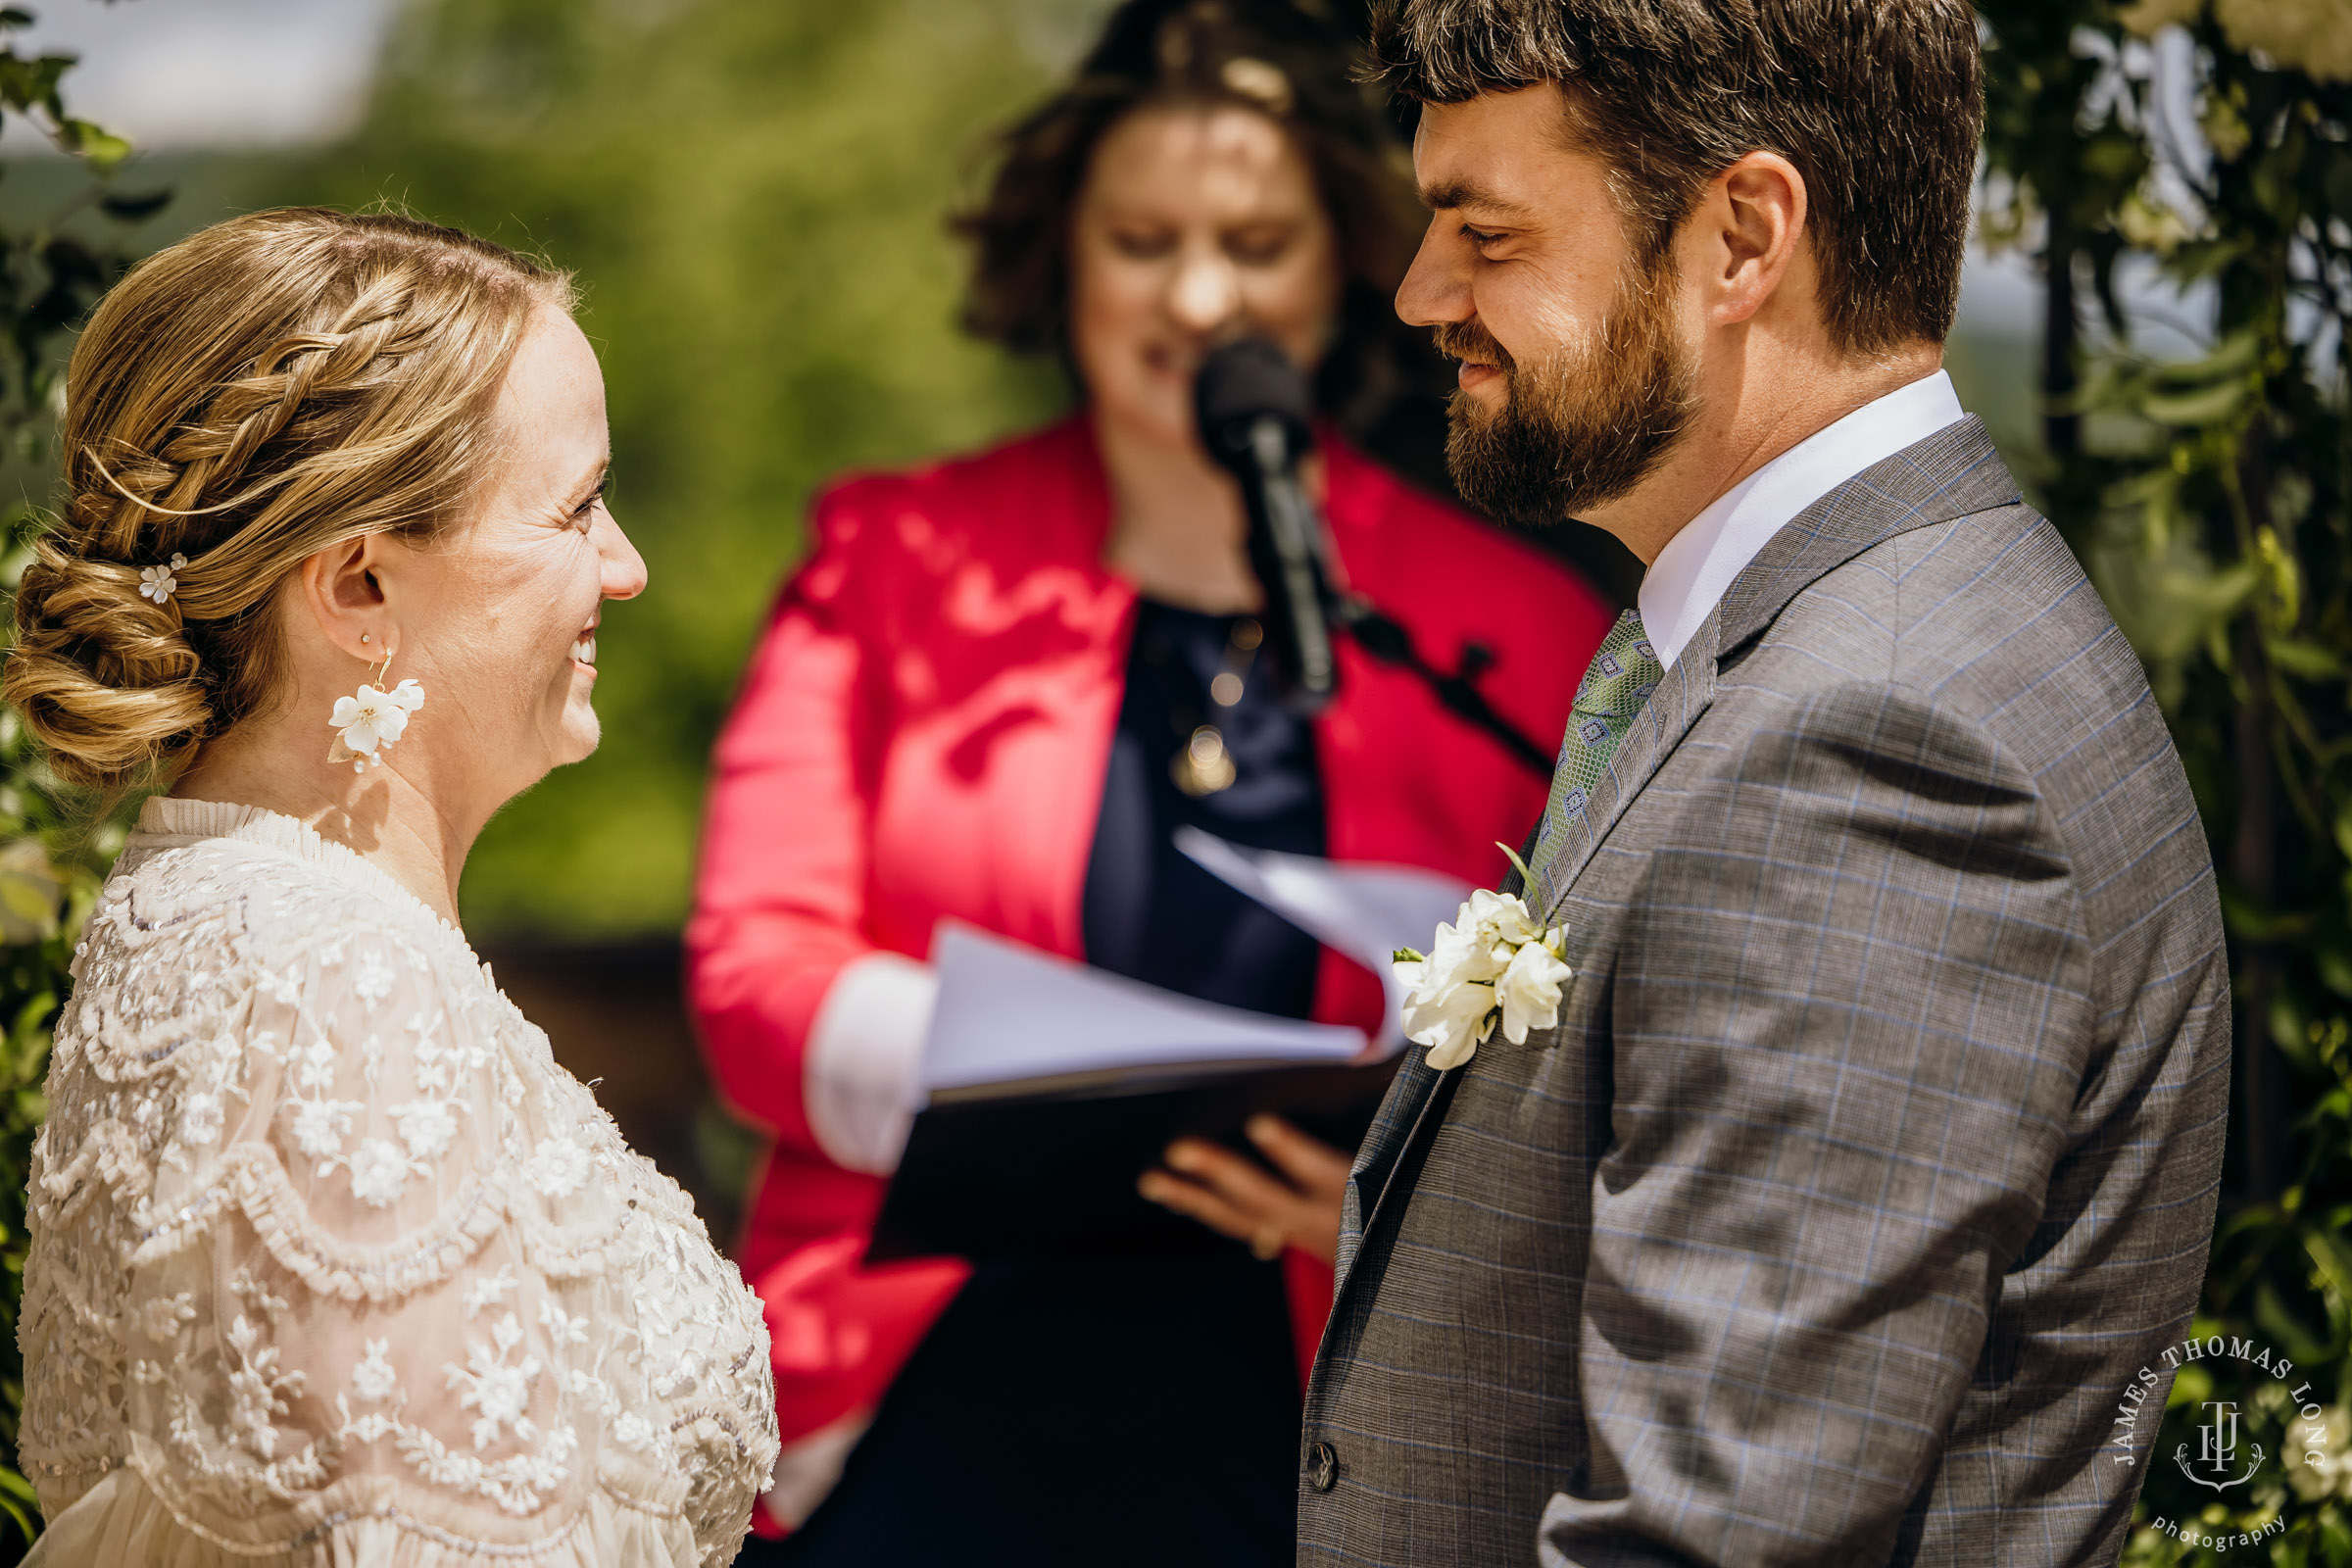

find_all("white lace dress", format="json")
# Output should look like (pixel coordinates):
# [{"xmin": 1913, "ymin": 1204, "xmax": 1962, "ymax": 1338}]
[{"xmin": 17, "ymin": 799, "xmax": 778, "ymax": 1565}]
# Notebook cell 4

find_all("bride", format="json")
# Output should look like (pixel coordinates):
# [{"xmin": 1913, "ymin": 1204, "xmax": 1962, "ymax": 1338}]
[{"xmin": 3, "ymin": 208, "xmax": 777, "ymax": 1564}]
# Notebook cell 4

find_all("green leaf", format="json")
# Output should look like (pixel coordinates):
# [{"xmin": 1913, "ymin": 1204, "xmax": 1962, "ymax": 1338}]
[
  {"xmin": 0, "ymin": 1493, "xmax": 33, "ymax": 1547},
  {"xmin": 2088, "ymin": 538, "xmax": 2257, "ymax": 668},
  {"xmin": 2308, "ymin": 1229, "xmax": 2352, "ymax": 1309},
  {"xmin": 59, "ymin": 118, "xmax": 128, "ymax": 172},
  {"xmin": 0, "ymin": 52, "xmax": 69, "ymax": 115},
  {"xmin": 2268, "ymin": 638, "xmax": 2345, "ymax": 680},
  {"xmin": 2258, "ymin": 1281, "xmax": 2334, "ymax": 1366},
  {"xmin": 2320, "ymin": 943, "xmax": 2352, "ymax": 1001},
  {"xmin": 2136, "ymin": 375, "xmax": 2255, "ymax": 426},
  {"xmin": 2221, "ymin": 888, "xmax": 2317, "ymax": 942}
]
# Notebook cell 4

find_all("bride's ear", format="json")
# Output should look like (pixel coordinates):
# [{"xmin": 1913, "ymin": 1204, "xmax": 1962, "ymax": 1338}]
[{"xmin": 296, "ymin": 533, "xmax": 397, "ymax": 663}]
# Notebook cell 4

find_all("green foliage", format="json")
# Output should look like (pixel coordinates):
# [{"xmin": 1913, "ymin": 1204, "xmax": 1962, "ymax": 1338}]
[
  {"xmin": 1980, "ymin": 2, "xmax": 2352, "ymax": 1559},
  {"xmin": 0, "ymin": 8, "xmax": 124, "ymax": 178},
  {"xmin": 0, "ymin": 637, "xmax": 119, "ymax": 1556},
  {"xmin": 242, "ymin": 0, "xmax": 1092, "ymax": 938},
  {"xmin": 0, "ymin": 8, "xmax": 156, "ymax": 1550}
]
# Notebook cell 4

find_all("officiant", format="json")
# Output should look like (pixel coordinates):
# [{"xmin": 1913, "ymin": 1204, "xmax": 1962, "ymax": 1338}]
[{"xmin": 687, "ymin": 2, "xmax": 1612, "ymax": 1561}]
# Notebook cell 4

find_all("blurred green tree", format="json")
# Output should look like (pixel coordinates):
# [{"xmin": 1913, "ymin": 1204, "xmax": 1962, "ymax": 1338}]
[
  {"xmin": 254, "ymin": 0, "xmax": 1092, "ymax": 937},
  {"xmin": 1978, "ymin": 0, "xmax": 2352, "ymax": 1559},
  {"xmin": 0, "ymin": 5, "xmax": 160, "ymax": 1550}
]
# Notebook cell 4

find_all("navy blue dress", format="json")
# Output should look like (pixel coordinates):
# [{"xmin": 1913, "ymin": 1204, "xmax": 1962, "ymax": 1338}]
[{"xmin": 760, "ymin": 601, "xmax": 1322, "ymax": 1566}]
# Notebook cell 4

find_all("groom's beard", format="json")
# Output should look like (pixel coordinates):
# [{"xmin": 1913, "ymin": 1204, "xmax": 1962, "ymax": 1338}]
[{"xmin": 1436, "ymin": 259, "xmax": 1695, "ymax": 527}]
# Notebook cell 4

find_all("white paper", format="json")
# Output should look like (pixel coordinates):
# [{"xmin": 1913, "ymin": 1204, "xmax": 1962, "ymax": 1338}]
[
  {"xmin": 919, "ymin": 921, "xmax": 1368, "ymax": 1100},
  {"xmin": 1173, "ymin": 827, "xmax": 1474, "ymax": 1052}
]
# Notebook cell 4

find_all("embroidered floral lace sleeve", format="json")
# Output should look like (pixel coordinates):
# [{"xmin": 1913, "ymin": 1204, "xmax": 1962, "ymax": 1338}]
[{"xmin": 18, "ymin": 801, "xmax": 777, "ymax": 1566}]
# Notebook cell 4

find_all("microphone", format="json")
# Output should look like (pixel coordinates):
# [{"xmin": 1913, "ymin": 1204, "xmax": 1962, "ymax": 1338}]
[
  {"xmin": 1194, "ymin": 337, "xmax": 1340, "ymax": 711},
  {"xmin": 1191, "ymin": 336, "xmax": 1556, "ymax": 779}
]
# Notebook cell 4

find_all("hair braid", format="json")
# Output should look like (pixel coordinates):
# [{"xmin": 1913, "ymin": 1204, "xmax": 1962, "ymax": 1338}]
[{"xmin": 5, "ymin": 208, "xmax": 573, "ymax": 791}]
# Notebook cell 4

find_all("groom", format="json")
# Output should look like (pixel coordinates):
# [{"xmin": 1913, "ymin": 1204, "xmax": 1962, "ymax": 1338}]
[{"xmin": 1302, "ymin": 3, "xmax": 2230, "ymax": 1565}]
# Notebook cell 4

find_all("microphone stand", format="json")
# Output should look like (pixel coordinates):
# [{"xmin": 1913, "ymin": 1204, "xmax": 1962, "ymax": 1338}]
[{"xmin": 1331, "ymin": 595, "xmax": 1557, "ymax": 780}]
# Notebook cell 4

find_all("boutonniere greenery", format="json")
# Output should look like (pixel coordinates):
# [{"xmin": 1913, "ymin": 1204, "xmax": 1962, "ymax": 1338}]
[{"xmin": 1392, "ymin": 846, "xmax": 1574, "ymax": 1069}]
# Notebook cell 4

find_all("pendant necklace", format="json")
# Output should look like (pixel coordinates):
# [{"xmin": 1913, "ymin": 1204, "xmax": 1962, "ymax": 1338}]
[{"xmin": 1171, "ymin": 616, "xmax": 1262, "ymax": 798}]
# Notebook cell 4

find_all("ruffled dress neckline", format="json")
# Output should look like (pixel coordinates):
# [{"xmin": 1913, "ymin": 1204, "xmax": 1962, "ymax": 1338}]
[{"xmin": 130, "ymin": 795, "xmax": 479, "ymax": 962}]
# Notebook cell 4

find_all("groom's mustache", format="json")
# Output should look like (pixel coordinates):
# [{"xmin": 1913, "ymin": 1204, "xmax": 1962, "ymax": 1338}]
[{"xmin": 1432, "ymin": 318, "xmax": 1516, "ymax": 375}]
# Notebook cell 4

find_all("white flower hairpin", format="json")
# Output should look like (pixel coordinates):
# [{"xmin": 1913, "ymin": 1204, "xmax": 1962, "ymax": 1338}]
[
  {"xmin": 1391, "ymin": 845, "xmax": 1575, "ymax": 1070},
  {"xmin": 327, "ymin": 642, "xmax": 425, "ymax": 773},
  {"xmin": 137, "ymin": 553, "xmax": 187, "ymax": 605}
]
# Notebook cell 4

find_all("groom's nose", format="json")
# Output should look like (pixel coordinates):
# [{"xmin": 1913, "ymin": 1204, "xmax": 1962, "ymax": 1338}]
[{"xmin": 1396, "ymin": 212, "xmax": 1472, "ymax": 329}]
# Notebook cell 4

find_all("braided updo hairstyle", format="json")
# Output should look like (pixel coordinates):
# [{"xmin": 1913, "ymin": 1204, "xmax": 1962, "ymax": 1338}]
[{"xmin": 5, "ymin": 207, "xmax": 573, "ymax": 791}]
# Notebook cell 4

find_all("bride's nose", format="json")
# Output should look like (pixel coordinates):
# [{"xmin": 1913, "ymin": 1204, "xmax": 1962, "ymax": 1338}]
[{"xmin": 596, "ymin": 513, "xmax": 649, "ymax": 601}]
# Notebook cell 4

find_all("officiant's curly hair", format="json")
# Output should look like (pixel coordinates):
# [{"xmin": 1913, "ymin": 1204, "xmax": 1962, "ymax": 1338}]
[
  {"xmin": 1366, "ymin": 0, "xmax": 1983, "ymax": 355},
  {"xmin": 957, "ymin": 0, "xmax": 1444, "ymax": 439},
  {"xmin": 5, "ymin": 208, "xmax": 572, "ymax": 791}
]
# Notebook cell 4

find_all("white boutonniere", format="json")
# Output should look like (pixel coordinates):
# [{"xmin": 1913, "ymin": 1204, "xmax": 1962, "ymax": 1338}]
[{"xmin": 1391, "ymin": 845, "xmax": 1573, "ymax": 1069}]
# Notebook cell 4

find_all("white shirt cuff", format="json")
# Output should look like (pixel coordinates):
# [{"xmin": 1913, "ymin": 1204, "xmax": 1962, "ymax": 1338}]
[{"xmin": 804, "ymin": 953, "xmax": 935, "ymax": 1175}]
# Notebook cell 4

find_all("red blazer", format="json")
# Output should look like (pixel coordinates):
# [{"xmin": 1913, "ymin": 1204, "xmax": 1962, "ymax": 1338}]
[{"xmin": 687, "ymin": 416, "xmax": 1613, "ymax": 1449}]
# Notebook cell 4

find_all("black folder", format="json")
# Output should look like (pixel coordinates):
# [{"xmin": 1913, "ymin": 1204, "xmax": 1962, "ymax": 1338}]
[{"xmin": 866, "ymin": 1055, "xmax": 1401, "ymax": 1263}]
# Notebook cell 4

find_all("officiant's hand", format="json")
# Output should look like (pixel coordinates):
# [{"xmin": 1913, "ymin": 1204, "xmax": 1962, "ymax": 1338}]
[{"xmin": 1140, "ymin": 1115, "xmax": 1349, "ymax": 1266}]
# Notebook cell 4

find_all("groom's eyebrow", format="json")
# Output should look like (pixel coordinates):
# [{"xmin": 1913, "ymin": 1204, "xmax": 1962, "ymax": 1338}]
[{"xmin": 1418, "ymin": 177, "xmax": 1533, "ymax": 220}]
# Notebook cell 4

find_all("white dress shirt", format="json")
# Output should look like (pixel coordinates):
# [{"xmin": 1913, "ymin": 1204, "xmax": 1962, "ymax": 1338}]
[{"xmin": 1637, "ymin": 370, "xmax": 1966, "ymax": 671}]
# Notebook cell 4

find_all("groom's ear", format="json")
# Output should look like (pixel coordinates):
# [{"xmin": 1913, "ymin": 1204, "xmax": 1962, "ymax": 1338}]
[{"xmin": 1692, "ymin": 151, "xmax": 1810, "ymax": 331}]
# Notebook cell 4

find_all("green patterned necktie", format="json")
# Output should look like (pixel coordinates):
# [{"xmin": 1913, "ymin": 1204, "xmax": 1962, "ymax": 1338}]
[{"xmin": 1526, "ymin": 609, "xmax": 1665, "ymax": 882}]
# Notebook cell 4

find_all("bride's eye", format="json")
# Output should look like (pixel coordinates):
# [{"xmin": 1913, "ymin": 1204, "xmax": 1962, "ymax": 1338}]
[{"xmin": 571, "ymin": 475, "xmax": 610, "ymax": 529}]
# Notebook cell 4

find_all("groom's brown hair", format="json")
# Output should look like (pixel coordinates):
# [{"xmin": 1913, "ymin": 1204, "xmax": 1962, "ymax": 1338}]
[{"xmin": 1367, "ymin": 0, "xmax": 1982, "ymax": 356}]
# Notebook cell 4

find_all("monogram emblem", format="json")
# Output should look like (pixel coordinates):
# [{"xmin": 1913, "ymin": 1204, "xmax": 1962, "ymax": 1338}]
[{"xmin": 2176, "ymin": 1399, "xmax": 2265, "ymax": 1492}]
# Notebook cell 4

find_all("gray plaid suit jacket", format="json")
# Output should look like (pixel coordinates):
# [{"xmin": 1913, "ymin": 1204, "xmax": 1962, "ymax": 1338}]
[{"xmin": 1298, "ymin": 419, "xmax": 2230, "ymax": 1567}]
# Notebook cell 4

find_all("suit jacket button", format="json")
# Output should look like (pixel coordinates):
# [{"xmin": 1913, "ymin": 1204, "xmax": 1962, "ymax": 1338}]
[{"xmin": 1307, "ymin": 1441, "xmax": 1338, "ymax": 1492}]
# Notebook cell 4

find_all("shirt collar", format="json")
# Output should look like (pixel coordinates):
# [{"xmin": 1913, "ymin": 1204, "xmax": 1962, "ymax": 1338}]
[{"xmin": 1636, "ymin": 369, "xmax": 1967, "ymax": 672}]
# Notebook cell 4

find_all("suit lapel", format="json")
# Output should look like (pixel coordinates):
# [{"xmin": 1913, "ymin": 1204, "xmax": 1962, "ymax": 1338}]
[{"xmin": 1334, "ymin": 1050, "xmax": 1441, "ymax": 1289}]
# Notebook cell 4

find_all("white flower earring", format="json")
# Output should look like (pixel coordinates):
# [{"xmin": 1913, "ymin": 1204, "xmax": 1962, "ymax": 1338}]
[{"xmin": 327, "ymin": 638, "xmax": 426, "ymax": 773}]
